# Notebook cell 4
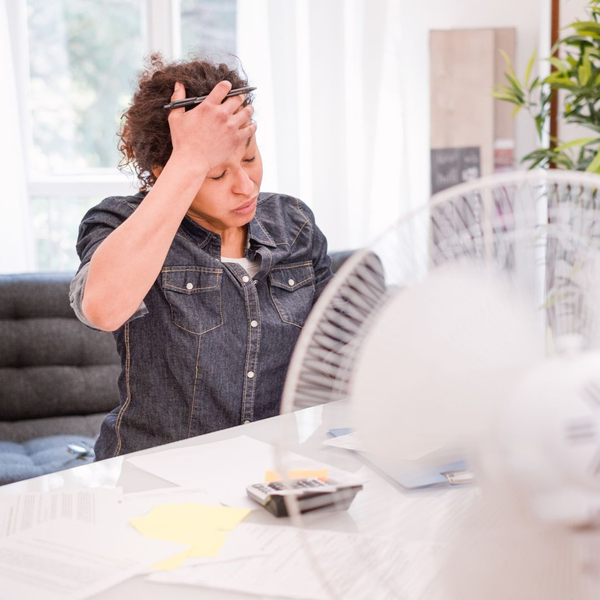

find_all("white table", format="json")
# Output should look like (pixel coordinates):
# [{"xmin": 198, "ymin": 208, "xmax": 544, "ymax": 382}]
[{"xmin": 0, "ymin": 402, "xmax": 472, "ymax": 599}]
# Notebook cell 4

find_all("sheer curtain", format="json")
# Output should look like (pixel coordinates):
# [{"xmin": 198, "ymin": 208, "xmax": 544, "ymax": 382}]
[
  {"xmin": 1, "ymin": 0, "xmax": 34, "ymax": 273},
  {"xmin": 237, "ymin": 0, "xmax": 410, "ymax": 252}
]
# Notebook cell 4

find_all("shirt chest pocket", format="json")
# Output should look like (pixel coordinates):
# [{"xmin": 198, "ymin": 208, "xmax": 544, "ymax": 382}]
[
  {"xmin": 161, "ymin": 267, "xmax": 223, "ymax": 335},
  {"xmin": 269, "ymin": 263, "xmax": 315, "ymax": 328}
]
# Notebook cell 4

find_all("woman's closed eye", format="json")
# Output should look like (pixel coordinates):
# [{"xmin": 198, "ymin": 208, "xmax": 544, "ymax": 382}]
[{"xmin": 210, "ymin": 157, "xmax": 255, "ymax": 180}]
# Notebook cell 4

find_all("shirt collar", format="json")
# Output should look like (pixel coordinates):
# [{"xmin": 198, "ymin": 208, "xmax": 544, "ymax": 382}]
[
  {"xmin": 180, "ymin": 215, "xmax": 215, "ymax": 248},
  {"xmin": 174, "ymin": 197, "xmax": 277, "ymax": 250},
  {"xmin": 248, "ymin": 216, "xmax": 277, "ymax": 248}
]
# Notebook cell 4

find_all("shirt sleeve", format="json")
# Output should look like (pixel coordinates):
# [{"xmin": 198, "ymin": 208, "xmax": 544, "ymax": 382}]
[
  {"xmin": 69, "ymin": 196, "xmax": 148, "ymax": 330},
  {"xmin": 310, "ymin": 216, "xmax": 334, "ymax": 301}
]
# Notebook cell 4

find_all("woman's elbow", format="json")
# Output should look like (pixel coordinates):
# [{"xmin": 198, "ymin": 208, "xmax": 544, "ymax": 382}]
[{"xmin": 81, "ymin": 294, "xmax": 124, "ymax": 332}]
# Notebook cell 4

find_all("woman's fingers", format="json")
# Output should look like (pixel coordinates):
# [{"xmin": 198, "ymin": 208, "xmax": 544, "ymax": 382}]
[
  {"xmin": 227, "ymin": 93, "xmax": 247, "ymax": 114},
  {"xmin": 232, "ymin": 103, "xmax": 254, "ymax": 129},
  {"xmin": 203, "ymin": 80, "xmax": 233, "ymax": 105},
  {"xmin": 167, "ymin": 82, "xmax": 187, "ymax": 122},
  {"xmin": 243, "ymin": 120, "xmax": 258, "ymax": 135}
]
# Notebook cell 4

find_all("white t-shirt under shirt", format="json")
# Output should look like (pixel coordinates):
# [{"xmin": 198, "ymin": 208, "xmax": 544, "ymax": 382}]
[{"xmin": 221, "ymin": 255, "xmax": 261, "ymax": 278}]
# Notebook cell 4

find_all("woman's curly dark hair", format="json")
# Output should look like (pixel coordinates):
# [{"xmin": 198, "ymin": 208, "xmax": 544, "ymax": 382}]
[{"xmin": 118, "ymin": 53, "xmax": 252, "ymax": 190}]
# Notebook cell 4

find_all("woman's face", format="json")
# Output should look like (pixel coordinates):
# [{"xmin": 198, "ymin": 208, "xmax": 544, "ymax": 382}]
[{"xmin": 187, "ymin": 134, "xmax": 263, "ymax": 233}]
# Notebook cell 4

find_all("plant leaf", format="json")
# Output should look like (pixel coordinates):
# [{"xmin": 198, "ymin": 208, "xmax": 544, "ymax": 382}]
[
  {"xmin": 524, "ymin": 49, "xmax": 536, "ymax": 85},
  {"xmin": 586, "ymin": 149, "xmax": 600, "ymax": 173},
  {"xmin": 574, "ymin": 29, "xmax": 600, "ymax": 39},
  {"xmin": 499, "ymin": 49, "xmax": 517, "ymax": 80},
  {"xmin": 529, "ymin": 75, "xmax": 540, "ymax": 91},
  {"xmin": 554, "ymin": 137, "xmax": 599, "ymax": 151},
  {"xmin": 504, "ymin": 72, "xmax": 524, "ymax": 96},
  {"xmin": 569, "ymin": 20, "xmax": 600, "ymax": 33},
  {"xmin": 579, "ymin": 64, "xmax": 591, "ymax": 86},
  {"xmin": 492, "ymin": 92, "xmax": 520, "ymax": 104},
  {"xmin": 548, "ymin": 56, "xmax": 568, "ymax": 73}
]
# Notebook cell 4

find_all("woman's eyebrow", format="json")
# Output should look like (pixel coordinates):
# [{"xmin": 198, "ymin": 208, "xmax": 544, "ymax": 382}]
[{"xmin": 245, "ymin": 135, "xmax": 254, "ymax": 149}]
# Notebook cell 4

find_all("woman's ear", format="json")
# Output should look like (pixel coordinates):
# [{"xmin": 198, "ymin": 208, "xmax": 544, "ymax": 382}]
[{"xmin": 152, "ymin": 165, "xmax": 164, "ymax": 179}]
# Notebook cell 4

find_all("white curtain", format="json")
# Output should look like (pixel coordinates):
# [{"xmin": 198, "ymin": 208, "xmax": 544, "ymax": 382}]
[
  {"xmin": 0, "ymin": 0, "xmax": 34, "ymax": 273},
  {"xmin": 237, "ymin": 0, "xmax": 409, "ymax": 252}
]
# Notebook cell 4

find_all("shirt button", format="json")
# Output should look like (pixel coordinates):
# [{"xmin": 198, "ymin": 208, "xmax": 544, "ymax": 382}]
[
  {"xmin": 253, "ymin": 280, "xmax": 258, "ymax": 285},
  {"xmin": 242, "ymin": 275, "xmax": 250, "ymax": 283},
  {"xmin": 247, "ymin": 371, "xmax": 255, "ymax": 379},
  {"xmin": 250, "ymin": 320, "xmax": 258, "ymax": 328},
  {"xmin": 288, "ymin": 279, "xmax": 295, "ymax": 286},
  {"xmin": 186, "ymin": 282, "xmax": 193, "ymax": 290}
]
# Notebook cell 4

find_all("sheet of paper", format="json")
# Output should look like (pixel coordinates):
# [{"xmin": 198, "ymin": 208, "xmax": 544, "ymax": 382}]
[
  {"xmin": 117, "ymin": 487, "xmax": 221, "ymax": 523},
  {"xmin": 149, "ymin": 523, "xmax": 443, "ymax": 600},
  {"xmin": 126, "ymin": 435, "xmax": 351, "ymax": 509},
  {"xmin": 130, "ymin": 503, "xmax": 251, "ymax": 570},
  {"xmin": 184, "ymin": 524, "xmax": 272, "ymax": 567},
  {"xmin": 0, "ymin": 488, "xmax": 123, "ymax": 537},
  {"xmin": 324, "ymin": 433, "xmax": 440, "ymax": 461},
  {"xmin": 264, "ymin": 469, "xmax": 329, "ymax": 482},
  {"xmin": 0, "ymin": 519, "xmax": 185, "ymax": 600},
  {"xmin": 323, "ymin": 431, "xmax": 365, "ymax": 451}
]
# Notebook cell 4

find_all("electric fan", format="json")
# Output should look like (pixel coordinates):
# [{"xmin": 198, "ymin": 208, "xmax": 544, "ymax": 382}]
[{"xmin": 275, "ymin": 169, "xmax": 600, "ymax": 600}]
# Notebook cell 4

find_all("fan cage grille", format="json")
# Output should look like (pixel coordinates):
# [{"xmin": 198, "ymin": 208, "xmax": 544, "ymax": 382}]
[{"xmin": 282, "ymin": 171, "xmax": 600, "ymax": 414}]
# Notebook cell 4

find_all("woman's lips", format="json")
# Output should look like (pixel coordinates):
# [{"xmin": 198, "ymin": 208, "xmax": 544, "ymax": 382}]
[{"xmin": 233, "ymin": 198, "xmax": 257, "ymax": 215}]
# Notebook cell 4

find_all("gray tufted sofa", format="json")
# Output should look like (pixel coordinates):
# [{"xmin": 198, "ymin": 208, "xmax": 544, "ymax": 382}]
[{"xmin": 0, "ymin": 272, "xmax": 120, "ymax": 484}]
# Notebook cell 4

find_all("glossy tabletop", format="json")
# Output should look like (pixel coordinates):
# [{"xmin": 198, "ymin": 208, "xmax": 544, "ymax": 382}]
[{"xmin": 0, "ymin": 402, "xmax": 473, "ymax": 599}]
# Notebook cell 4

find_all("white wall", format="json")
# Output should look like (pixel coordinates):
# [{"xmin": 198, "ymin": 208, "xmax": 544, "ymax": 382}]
[
  {"xmin": 394, "ymin": 0, "xmax": 547, "ymax": 211},
  {"xmin": 560, "ymin": 0, "xmax": 587, "ymax": 27},
  {"xmin": 238, "ymin": 0, "xmax": 549, "ymax": 251}
]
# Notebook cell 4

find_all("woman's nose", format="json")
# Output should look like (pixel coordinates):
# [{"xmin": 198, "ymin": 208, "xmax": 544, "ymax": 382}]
[{"xmin": 232, "ymin": 167, "xmax": 254, "ymax": 195}]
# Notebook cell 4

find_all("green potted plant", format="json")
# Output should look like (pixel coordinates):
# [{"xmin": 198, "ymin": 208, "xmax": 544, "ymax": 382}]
[{"xmin": 495, "ymin": 0, "xmax": 600, "ymax": 172}]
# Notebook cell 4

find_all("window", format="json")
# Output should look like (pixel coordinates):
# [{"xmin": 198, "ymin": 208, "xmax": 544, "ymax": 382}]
[
  {"xmin": 181, "ymin": 0, "xmax": 236, "ymax": 57},
  {"xmin": 14, "ymin": 0, "xmax": 237, "ymax": 271}
]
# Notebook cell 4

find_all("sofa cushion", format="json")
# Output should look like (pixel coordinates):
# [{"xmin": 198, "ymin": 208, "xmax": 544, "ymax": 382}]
[
  {"xmin": 0, "ymin": 365, "xmax": 120, "ymax": 420},
  {"xmin": 0, "ymin": 273, "xmax": 120, "ymax": 421},
  {"xmin": 0, "ymin": 435, "xmax": 96, "ymax": 485},
  {"xmin": 0, "ymin": 414, "xmax": 106, "ymax": 444}
]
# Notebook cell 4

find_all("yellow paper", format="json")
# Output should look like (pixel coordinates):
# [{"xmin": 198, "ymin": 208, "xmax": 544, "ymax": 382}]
[
  {"xmin": 129, "ymin": 503, "xmax": 251, "ymax": 570},
  {"xmin": 188, "ymin": 531, "xmax": 228, "ymax": 557},
  {"xmin": 264, "ymin": 469, "xmax": 328, "ymax": 482},
  {"xmin": 152, "ymin": 548, "xmax": 192, "ymax": 571}
]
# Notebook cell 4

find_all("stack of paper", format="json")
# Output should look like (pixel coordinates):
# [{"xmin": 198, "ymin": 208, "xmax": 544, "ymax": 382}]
[
  {"xmin": 0, "ymin": 434, "xmax": 369, "ymax": 598},
  {"xmin": 0, "ymin": 518, "xmax": 185, "ymax": 600},
  {"xmin": 126, "ymin": 435, "xmax": 355, "ymax": 509},
  {"xmin": 0, "ymin": 487, "xmax": 123, "ymax": 536},
  {"xmin": 149, "ymin": 523, "xmax": 443, "ymax": 600}
]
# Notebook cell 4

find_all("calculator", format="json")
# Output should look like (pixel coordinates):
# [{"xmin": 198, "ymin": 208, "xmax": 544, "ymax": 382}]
[{"xmin": 246, "ymin": 477, "xmax": 363, "ymax": 517}]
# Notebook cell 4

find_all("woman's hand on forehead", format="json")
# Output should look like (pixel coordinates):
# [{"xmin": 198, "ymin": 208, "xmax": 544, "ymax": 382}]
[{"xmin": 167, "ymin": 80, "xmax": 257, "ymax": 174}]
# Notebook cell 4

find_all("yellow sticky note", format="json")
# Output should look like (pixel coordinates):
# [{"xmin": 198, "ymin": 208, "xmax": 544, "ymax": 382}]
[
  {"xmin": 129, "ymin": 503, "xmax": 251, "ymax": 570},
  {"xmin": 188, "ymin": 530, "xmax": 229, "ymax": 558},
  {"xmin": 153, "ymin": 548, "xmax": 192, "ymax": 571},
  {"xmin": 265, "ymin": 469, "xmax": 328, "ymax": 482}
]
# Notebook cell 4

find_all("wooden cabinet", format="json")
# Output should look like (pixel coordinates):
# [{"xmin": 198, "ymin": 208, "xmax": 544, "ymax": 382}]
[{"xmin": 430, "ymin": 28, "xmax": 516, "ymax": 194}]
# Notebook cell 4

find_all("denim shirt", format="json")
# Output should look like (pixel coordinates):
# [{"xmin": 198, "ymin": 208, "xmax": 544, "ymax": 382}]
[{"xmin": 70, "ymin": 191, "xmax": 332, "ymax": 460}]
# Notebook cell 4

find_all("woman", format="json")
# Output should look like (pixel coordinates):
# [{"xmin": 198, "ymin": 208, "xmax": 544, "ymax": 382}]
[{"xmin": 70, "ymin": 55, "xmax": 332, "ymax": 460}]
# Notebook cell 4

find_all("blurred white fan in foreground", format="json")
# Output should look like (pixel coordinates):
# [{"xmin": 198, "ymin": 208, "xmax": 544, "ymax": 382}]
[{"xmin": 278, "ymin": 170, "xmax": 600, "ymax": 599}]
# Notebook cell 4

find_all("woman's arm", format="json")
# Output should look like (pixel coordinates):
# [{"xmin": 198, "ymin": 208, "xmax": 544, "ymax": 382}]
[{"xmin": 82, "ymin": 81, "xmax": 256, "ymax": 331}]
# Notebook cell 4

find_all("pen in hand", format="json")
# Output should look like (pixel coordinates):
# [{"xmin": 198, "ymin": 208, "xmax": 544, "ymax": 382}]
[{"xmin": 163, "ymin": 86, "xmax": 257, "ymax": 111}]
